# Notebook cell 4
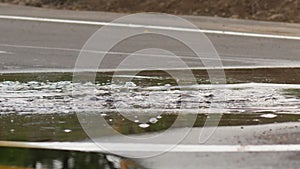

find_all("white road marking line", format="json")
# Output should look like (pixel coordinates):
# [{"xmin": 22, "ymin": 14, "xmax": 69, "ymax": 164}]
[
  {"xmin": 0, "ymin": 50, "xmax": 12, "ymax": 54},
  {"xmin": 0, "ymin": 15, "xmax": 300, "ymax": 40},
  {"xmin": 0, "ymin": 141, "xmax": 300, "ymax": 153}
]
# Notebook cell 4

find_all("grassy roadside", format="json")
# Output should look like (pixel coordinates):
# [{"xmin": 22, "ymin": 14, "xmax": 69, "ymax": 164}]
[{"xmin": 0, "ymin": 0, "xmax": 300, "ymax": 23}]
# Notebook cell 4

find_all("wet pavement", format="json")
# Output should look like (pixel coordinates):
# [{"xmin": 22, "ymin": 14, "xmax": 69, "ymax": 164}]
[
  {"xmin": 0, "ymin": 71, "xmax": 299, "ymax": 168},
  {"xmin": 0, "ymin": 147, "xmax": 143, "ymax": 169},
  {"xmin": 0, "ymin": 5, "xmax": 299, "ymax": 168},
  {"xmin": 0, "ymin": 72, "xmax": 299, "ymax": 116}
]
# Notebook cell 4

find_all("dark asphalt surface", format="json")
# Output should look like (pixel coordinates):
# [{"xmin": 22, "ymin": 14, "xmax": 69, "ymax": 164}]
[{"xmin": 0, "ymin": 4, "xmax": 300, "ymax": 72}]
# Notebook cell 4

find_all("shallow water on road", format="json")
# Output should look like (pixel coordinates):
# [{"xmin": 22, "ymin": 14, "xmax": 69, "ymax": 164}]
[
  {"xmin": 0, "ymin": 70, "xmax": 299, "ymax": 168},
  {"xmin": 1, "ymin": 112, "xmax": 300, "ymax": 142},
  {"xmin": 0, "ymin": 79, "xmax": 299, "ymax": 115},
  {"xmin": 0, "ymin": 71, "xmax": 300, "ymax": 139},
  {"xmin": 0, "ymin": 147, "xmax": 142, "ymax": 169}
]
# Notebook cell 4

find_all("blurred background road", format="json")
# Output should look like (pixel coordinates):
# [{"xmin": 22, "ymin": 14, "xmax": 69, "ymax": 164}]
[{"xmin": 0, "ymin": 3, "xmax": 300, "ymax": 72}]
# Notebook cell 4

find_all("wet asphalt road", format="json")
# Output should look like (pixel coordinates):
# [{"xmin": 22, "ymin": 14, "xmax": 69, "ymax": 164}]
[
  {"xmin": 0, "ymin": 3, "xmax": 300, "ymax": 169},
  {"xmin": 0, "ymin": 4, "xmax": 300, "ymax": 72}
]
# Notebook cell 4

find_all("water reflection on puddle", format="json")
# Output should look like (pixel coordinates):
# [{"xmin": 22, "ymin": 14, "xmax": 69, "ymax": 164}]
[
  {"xmin": 1, "ymin": 113, "xmax": 300, "ymax": 141},
  {"xmin": 0, "ymin": 69, "xmax": 300, "ymax": 168},
  {"xmin": 0, "ymin": 147, "xmax": 142, "ymax": 169}
]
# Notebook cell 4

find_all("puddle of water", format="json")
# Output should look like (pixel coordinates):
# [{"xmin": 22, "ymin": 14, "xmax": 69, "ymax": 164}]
[
  {"xmin": 0, "ymin": 68, "xmax": 299, "ymax": 168},
  {"xmin": 0, "ymin": 69, "xmax": 299, "ymax": 140},
  {"xmin": 0, "ymin": 147, "xmax": 142, "ymax": 169},
  {"xmin": 1, "ymin": 113, "xmax": 300, "ymax": 142},
  {"xmin": 283, "ymin": 89, "xmax": 300, "ymax": 99},
  {"xmin": 0, "ymin": 80, "xmax": 299, "ymax": 115}
]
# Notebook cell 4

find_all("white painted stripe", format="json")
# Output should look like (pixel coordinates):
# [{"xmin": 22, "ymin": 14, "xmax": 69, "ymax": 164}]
[
  {"xmin": 0, "ymin": 141, "xmax": 300, "ymax": 153},
  {"xmin": 0, "ymin": 15, "xmax": 300, "ymax": 40},
  {"xmin": 0, "ymin": 50, "xmax": 12, "ymax": 54}
]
